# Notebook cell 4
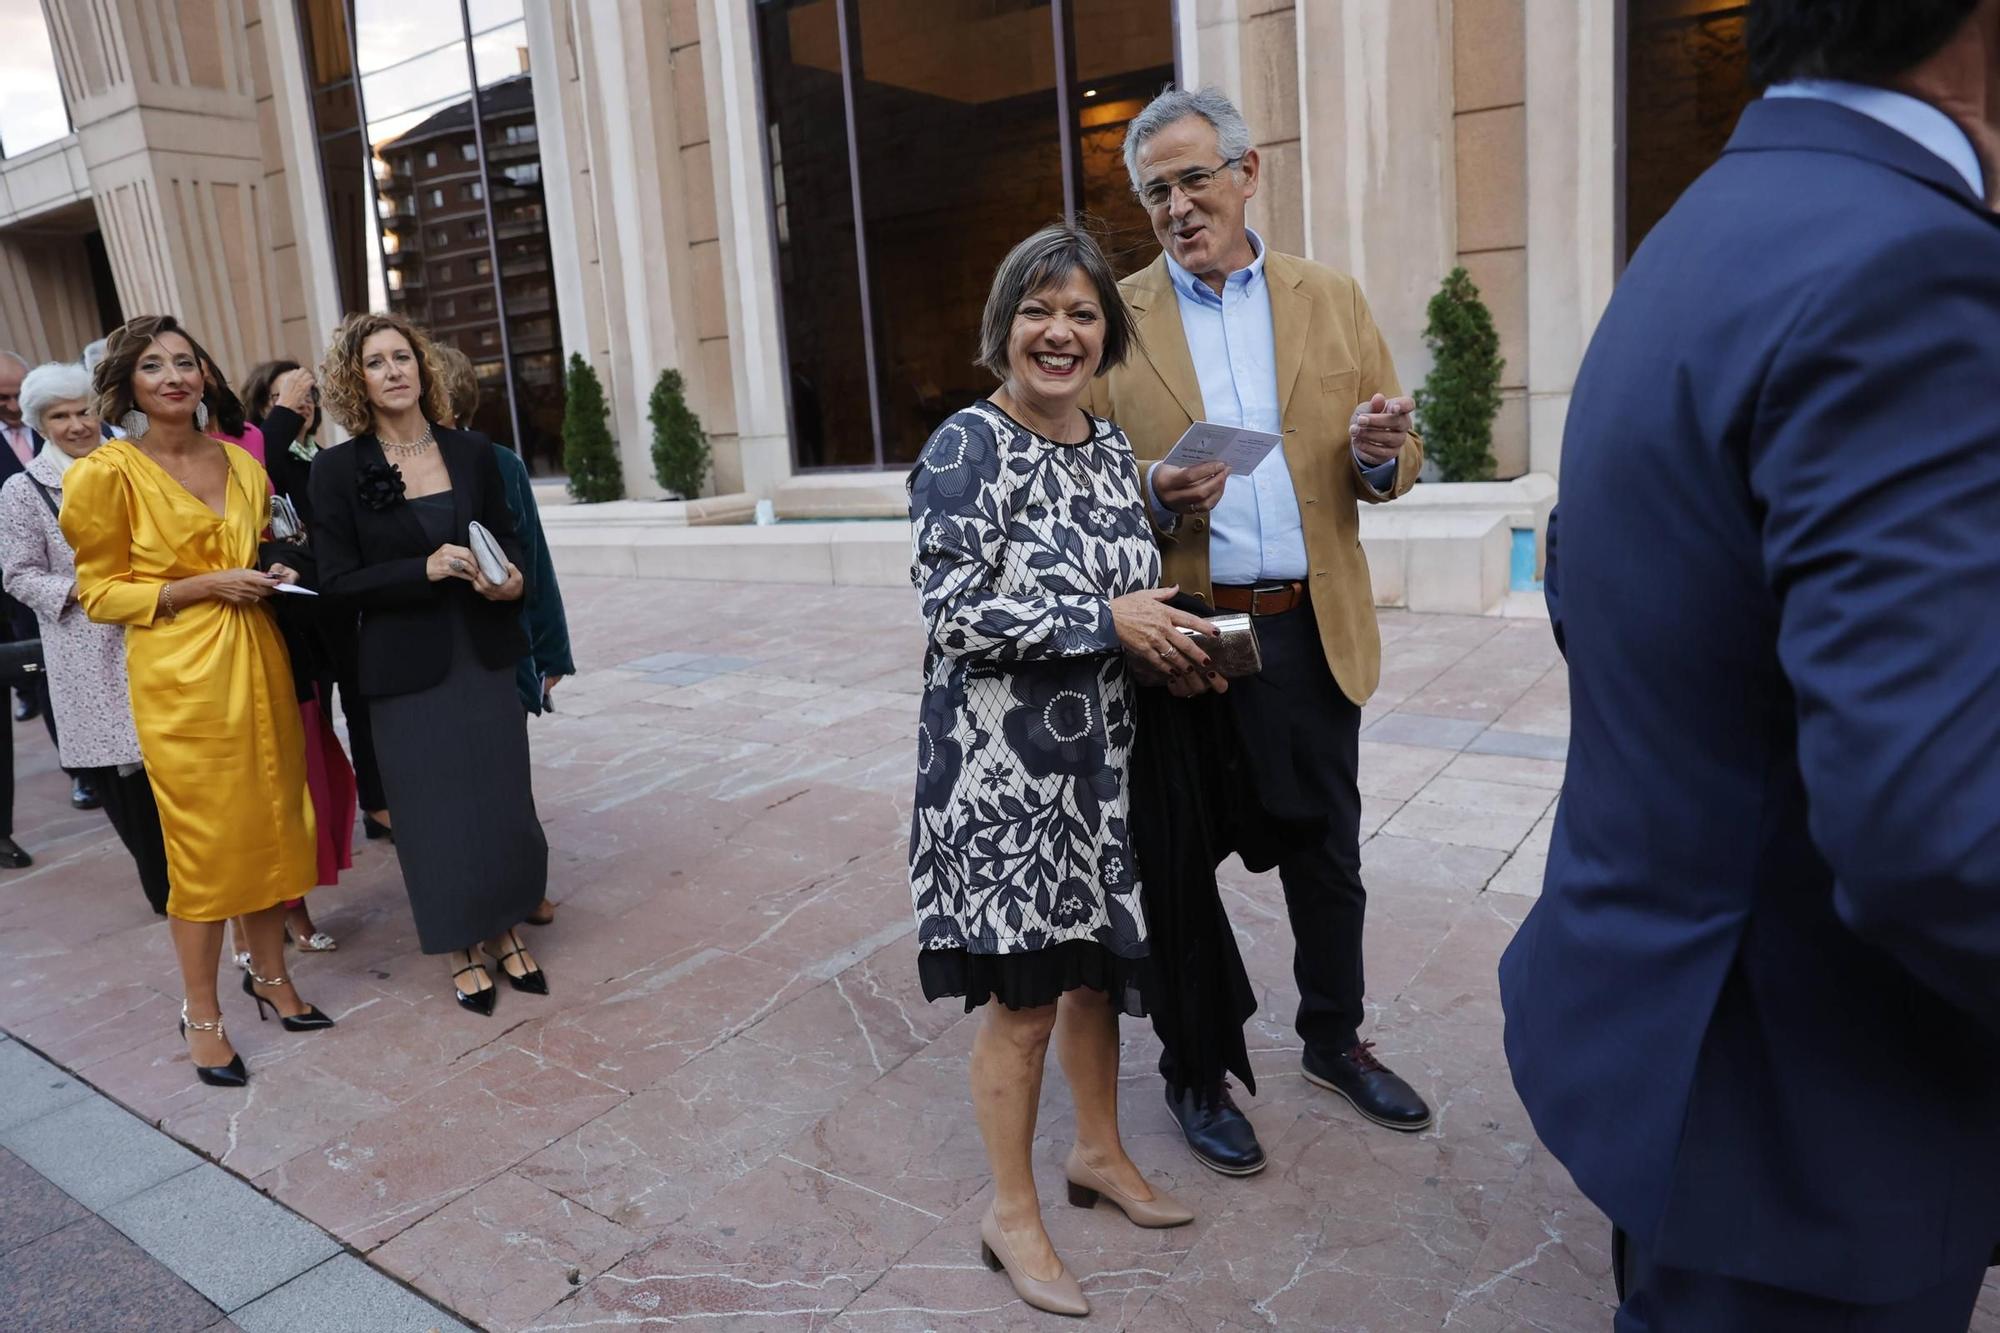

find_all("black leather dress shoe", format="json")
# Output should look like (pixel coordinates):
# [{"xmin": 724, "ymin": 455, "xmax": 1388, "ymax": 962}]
[
  {"xmin": 1303, "ymin": 1041, "xmax": 1433, "ymax": 1132},
  {"xmin": 71, "ymin": 776, "xmax": 102, "ymax": 810},
  {"xmin": 1165, "ymin": 1079, "xmax": 1266, "ymax": 1176},
  {"xmin": 0, "ymin": 837, "xmax": 31, "ymax": 869},
  {"xmin": 13, "ymin": 695, "xmax": 36, "ymax": 723}
]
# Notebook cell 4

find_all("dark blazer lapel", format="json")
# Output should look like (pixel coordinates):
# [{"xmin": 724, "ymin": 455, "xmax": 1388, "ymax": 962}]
[
  {"xmin": 1127, "ymin": 257, "xmax": 1207, "ymax": 425},
  {"xmin": 1265, "ymin": 251, "xmax": 1314, "ymax": 423}
]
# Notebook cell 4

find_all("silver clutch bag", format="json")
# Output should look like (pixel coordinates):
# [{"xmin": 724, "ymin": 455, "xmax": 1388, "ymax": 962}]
[
  {"xmin": 466, "ymin": 520, "xmax": 509, "ymax": 583},
  {"xmin": 268, "ymin": 494, "xmax": 304, "ymax": 543},
  {"xmin": 1175, "ymin": 612, "xmax": 1263, "ymax": 678}
]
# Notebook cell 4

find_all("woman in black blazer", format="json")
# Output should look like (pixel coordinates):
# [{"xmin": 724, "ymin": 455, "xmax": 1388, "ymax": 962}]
[{"xmin": 309, "ymin": 313, "xmax": 549, "ymax": 1014}]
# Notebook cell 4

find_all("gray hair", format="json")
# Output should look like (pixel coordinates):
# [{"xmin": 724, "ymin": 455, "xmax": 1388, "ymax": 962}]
[
  {"xmin": 0, "ymin": 349, "xmax": 26, "ymax": 374},
  {"xmin": 81, "ymin": 338, "xmax": 109, "ymax": 373},
  {"xmin": 20, "ymin": 361, "xmax": 96, "ymax": 433},
  {"xmin": 1123, "ymin": 86, "xmax": 1254, "ymax": 193}
]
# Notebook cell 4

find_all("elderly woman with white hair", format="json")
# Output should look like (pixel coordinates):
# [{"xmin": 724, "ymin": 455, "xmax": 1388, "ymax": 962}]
[{"xmin": 0, "ymin": 360, "xmax": 171, "ymax": 912}]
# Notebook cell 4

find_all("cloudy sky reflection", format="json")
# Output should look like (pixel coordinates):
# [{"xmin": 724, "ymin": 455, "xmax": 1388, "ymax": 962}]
[
  {"xmin": 354, "ymin": 0, "xmax": 527, "ymax": 148},
  {"xmin": 0, "ymin": 3, "xmax": 68, "ymax": 159}
]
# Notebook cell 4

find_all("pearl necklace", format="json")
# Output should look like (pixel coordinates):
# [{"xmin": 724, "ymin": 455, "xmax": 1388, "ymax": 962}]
[{"xmin": 380, "ymin": 425, "xmax": 436, "ymax": 458}]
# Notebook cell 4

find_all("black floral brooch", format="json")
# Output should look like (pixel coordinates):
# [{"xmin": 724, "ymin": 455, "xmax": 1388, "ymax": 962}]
[{"xmin": 357, "ymin": 459, "xmax": 406, "ymax": 511}]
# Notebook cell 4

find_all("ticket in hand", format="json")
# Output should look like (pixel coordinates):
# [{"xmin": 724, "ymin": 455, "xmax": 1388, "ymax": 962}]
[{"xmin": 1160, "ymin": 421, "xmax": 1284, "ymax": 477}]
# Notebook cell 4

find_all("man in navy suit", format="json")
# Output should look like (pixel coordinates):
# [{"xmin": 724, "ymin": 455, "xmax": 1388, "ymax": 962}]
[{"xmin": 1501, "ymin": 2, "xmax": 2000, "ymax": 1328}]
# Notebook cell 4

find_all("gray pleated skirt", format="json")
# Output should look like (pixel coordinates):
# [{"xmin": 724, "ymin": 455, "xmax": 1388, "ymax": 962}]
[{"xmin": 371, "ymin": 603, "xmax": 547, "ymax": 954}]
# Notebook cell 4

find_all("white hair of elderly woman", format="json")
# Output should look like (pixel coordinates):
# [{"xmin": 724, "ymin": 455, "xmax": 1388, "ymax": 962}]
[{"xmin": 20, "ymin": 361, "xmax": 96, "ymax": 435}]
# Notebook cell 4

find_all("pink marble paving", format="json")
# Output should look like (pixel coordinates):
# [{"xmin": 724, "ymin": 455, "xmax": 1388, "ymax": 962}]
[{"xmin": 3, "ymin": 575, "xmax": 1993, "ymax": 1331}]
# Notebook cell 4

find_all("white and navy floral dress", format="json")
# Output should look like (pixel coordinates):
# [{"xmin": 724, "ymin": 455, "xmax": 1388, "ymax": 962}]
[{"xmin": 908, "ymin": 401, "xmax": 1159, "ymax": 1015}]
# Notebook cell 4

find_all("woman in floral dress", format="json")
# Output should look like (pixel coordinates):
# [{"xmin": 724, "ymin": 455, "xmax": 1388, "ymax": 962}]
[{"xmin": 908, "ymin": 225, "xmax": 1224, "ymax": 1318}]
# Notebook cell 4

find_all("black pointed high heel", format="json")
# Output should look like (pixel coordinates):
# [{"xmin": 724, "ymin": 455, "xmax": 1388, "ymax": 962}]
[
  {"xmin": 179, "ymin": 1002, "xmax": 249, "ymax": 1087},
  {"xmin": 483, "ymin": 930, "xmax": 548, "ymax": 996},
  {"xmin": 241, "ymin": 968, "xmax": 336, "ymax": 1031},
  {"xmin": 362, "ymin": 813, "xmax": 394, "ymax": 843},
  {"xmin": 452, "ymin": 959, "xmax": 497, "ymax": 1015}
]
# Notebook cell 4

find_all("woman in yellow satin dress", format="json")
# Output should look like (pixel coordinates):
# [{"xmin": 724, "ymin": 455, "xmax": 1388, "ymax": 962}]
[{"xmin": 62, "ymin": 315, "xmax": 334, "ymax": 1089}]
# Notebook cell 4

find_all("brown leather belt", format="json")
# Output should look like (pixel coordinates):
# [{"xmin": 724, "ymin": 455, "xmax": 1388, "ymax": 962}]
[{"xmin": 1211, "ymin": 581, "xmax": 1306, "ymax": 616}]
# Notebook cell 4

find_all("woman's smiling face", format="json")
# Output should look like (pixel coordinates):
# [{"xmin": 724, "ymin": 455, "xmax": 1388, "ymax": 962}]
[
  {"xmin": 1005, "ymin": 266, "xmax": 1106, "ymax": 406},
  {"xmin": 130, "ymin": 334, "xmax": 202, "ymax": 426}
]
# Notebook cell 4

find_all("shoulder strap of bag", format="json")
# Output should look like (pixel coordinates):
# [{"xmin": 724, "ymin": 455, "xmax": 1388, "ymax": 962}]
[{"xmin": 24, "ymin": 473, "xmax": 60, "ymax": 521}]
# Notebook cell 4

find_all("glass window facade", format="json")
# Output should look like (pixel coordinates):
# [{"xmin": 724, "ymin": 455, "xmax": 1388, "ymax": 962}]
[
  {"xmin": 0, "ymin": 4, "xmax": 70, "ymax": 159},
  {"xmin": 298, "ymin": 0, "xmax": 566, "ymax": 472},
  {"xmin": 1624, "ymin": 1, "xmax": 1751, "ymax": 260},
  {"xmin": 754, "ymin": 0, "xmax": 1175, "ymax": 471}
]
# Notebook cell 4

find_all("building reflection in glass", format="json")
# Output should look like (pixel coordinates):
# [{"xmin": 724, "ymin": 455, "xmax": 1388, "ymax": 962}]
[
  {"xmin": 298, "ymin": 0, "xmax": 565, "ymax": 472},
  {"xmin": 754, "ymin": 0, "xmax": 1175, "ymax": 472},
  {"xmin": 1073, "ymin": 0, "xmax": 1176, "ymax": 282}
]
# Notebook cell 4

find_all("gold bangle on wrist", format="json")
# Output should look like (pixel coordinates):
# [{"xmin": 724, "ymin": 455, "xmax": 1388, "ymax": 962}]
[{"xmin": 160, "ymin": 582, "xmax": 177, "ymax": 621}]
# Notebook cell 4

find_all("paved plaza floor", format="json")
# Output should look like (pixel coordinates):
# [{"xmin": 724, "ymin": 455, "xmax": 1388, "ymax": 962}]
[{"xmin": 3, "ymin": 574, "xmax": 1997, "ymax": 1331}]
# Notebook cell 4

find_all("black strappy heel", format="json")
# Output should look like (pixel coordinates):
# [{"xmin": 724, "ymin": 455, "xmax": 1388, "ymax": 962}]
[
  {"xmin": 241, "ymin": 967, "xmax": 336, "ymax": 1031},
  {"xmin": 451, "ymin": 955, "xmax": 497, "ymax": 1015},
  {"xmin": 179, "ymin": 1003, "xmax": 249, "ymax": 1087},
  {"xmin": 483, "ymin": 930, "xmax": 549, "ymax": 996}
]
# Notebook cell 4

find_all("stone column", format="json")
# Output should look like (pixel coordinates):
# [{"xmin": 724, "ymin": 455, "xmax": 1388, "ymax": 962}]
[
  {"xmin": 255, "ymin": 0, "xmax": 342, "ymax": 362},
  {"xmin": 39, "ymin": 0, "xmax": 290, "ymax": 376},
  {"xmin": 545, "ymin": 0, "xmax": 742, "ymax": 500},
  {"xmin": 697, "ymin": 0, "xmax": 791, "ymax": 498},
  {"xmin": 562, "ymin": 0, "xmax": 696, "ymax": 499},
  {"xmin": 523, "ymin": 1, "xmax": 606, "ymax": 406},
  {"xmin": 1523, "ymin": 0, "xmax": 1618, "ymax": 478},
  {"xmin": 1184, "ymin": 0, "xmax": 1305, "ymax": 255},
  {"xmin": 1295, "ymin": 0, "xmax": 1456, "ymax": 396},
  {"xmin": 1451, "ymin": 0, "xmax": 1530, "ymax": 478}
]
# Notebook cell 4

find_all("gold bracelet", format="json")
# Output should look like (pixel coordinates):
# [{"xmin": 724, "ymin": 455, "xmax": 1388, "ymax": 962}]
[{"xmin": 160, "ymin": 582, "xmax": 177, "ymax": 621}]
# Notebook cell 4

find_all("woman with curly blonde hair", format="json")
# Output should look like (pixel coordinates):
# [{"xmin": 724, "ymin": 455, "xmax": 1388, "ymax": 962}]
[{"xmin": 308, "ymin": 313, "xmax": 550, "ymax": 1014}]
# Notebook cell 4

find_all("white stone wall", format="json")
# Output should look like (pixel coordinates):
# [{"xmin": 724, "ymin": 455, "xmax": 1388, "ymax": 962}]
[{"xmin": 524, "ymin": 0, "xmax": 1622, "ymax": 495}]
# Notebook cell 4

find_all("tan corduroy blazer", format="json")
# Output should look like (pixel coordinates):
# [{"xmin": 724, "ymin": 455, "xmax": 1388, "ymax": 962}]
[{"xmin": 1085, "ymin": 250, "xmax": 1420, "ymax": 705}]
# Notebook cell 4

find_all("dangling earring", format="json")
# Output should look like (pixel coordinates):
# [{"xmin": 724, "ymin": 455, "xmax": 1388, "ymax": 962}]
[
  {"xmin": 194, "ymin": 401, "xmax": 211, "ymax": 433},
  {"xmin": 119, "ymin": 410, "xmax": 150, "ymax": 440}
]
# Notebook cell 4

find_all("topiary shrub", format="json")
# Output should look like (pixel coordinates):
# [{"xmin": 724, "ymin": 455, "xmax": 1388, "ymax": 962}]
[
  {"xmin": 562, "ymin": 352, "xmax": 623, "ymax": 503},
  {"xmin": 647, "ymin": 368, "xmax": 710, "ymax": 500},
  {"xmin": 1414, "ymin": 266, "xmax": 1505, "ymax": 482}
]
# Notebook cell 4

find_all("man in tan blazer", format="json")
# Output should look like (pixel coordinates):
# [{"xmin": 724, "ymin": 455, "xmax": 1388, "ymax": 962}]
[{"xmin": 1087, "ymin": 87, "xmax": 1430, "ymax": 1177}]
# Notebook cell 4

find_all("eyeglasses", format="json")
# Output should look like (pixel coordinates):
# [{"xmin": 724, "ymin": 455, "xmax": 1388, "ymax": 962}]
[{"xmin": 1136, "ymin": 155, "xmax": 1245, "ymax": 210}]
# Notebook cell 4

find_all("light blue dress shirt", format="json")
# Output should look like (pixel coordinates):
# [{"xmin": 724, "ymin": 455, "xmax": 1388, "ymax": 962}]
[
  {"xmin": 1157, "ymin": 231, "xmax": 1396, "ymax": 585},
  {"xmin": 1764, "ymin": 79, "xmax": 1985, "ymax": 198}
]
